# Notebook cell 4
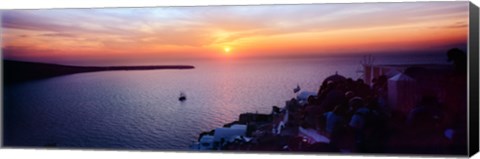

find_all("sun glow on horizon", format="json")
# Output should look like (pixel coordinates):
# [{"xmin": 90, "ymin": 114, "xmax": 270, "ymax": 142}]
[
  {"xmin": 223, "ymin": 46, "xmax": 232, "ymax": 55},
  {"xmin": 0, "ymin": 2, "xmax": 469, "ymax": 65}
]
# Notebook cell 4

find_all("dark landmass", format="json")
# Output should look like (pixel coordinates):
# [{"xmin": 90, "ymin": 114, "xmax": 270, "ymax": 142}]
[{"xmin": 3, "ymin": 60, "xmax": 195, "ymax": 85}]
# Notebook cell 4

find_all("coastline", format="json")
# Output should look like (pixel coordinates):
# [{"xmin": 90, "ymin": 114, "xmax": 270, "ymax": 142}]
[{"xmin": 3, "ymin": 60, "xmax": 195, "ymax": 85}]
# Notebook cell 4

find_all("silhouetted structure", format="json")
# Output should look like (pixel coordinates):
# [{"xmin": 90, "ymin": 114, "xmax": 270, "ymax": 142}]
[{"xmin": 447, "ymin": 48, "xmax": 467, "ymax": 73}]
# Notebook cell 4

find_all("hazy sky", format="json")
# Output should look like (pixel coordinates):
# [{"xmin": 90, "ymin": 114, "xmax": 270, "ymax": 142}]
[{"xmin": 1, "ymin": 2, "xmax": 469, "ymax": 65}]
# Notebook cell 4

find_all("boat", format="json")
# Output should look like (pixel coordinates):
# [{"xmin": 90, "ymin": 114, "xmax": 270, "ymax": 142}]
[
  {"xmin": 179, "ymin": 92, "xmax": 187, "ymax": 101},
  {"xmin": 293, "ymin": 84, "xmax": 301, "ymax": 93}
]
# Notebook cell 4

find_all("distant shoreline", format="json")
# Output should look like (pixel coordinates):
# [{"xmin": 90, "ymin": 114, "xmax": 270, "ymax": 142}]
[{"xmin": 3, "ymin": 60, "xmax": 195, "ymax": 85}]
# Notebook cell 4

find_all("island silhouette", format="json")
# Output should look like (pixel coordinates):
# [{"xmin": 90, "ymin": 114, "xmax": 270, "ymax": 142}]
[{"xmin": 3, "ymin": 60, "xmax": 195, "ymax": 84}]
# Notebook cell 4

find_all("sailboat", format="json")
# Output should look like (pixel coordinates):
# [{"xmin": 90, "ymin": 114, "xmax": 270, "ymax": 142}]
[
  {"xmin": 179, "ymin": 92, "xmax": 187, "ymax": 101},
  {"xmin": 293, "ymin": 84, "xmax": 301, "ymax": 93}
]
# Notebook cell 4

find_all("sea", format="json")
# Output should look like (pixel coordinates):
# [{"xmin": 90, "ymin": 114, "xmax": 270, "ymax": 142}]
[{"xmin": 2, "ymin": 55, "xmax": 448, "ymax": 150}]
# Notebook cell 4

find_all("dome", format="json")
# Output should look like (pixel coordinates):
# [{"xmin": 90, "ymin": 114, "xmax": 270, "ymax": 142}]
[{"xmin": 323, "ymin": 72, "xmax": 346, "ymax": 84}]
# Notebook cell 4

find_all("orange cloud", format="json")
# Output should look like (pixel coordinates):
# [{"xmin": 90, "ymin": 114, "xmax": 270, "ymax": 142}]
[{"xmin": 1, "ymin": 1, "xmax": 469, "ymax": 65}]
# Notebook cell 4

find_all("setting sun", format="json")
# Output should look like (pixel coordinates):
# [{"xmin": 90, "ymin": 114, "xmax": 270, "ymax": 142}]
[{"xmin": 224, "ymin": 47, "xmax": 232, "ymax": 54}]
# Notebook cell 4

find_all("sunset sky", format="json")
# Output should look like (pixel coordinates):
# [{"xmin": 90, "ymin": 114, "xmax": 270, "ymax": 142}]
[{"xmin": 1, "ymin": 2, "xmax": 469, "ymax": 66}]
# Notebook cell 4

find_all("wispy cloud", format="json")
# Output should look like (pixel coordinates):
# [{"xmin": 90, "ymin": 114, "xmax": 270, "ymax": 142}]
[{"xmin": 1, "ymin": 1, "xmax": 469, "ymax": 65}]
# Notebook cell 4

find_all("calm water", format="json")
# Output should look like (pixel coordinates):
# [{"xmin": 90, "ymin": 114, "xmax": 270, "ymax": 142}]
[{"xmin": 3, "ymin": 56, "xmax": 447, "ymax": 150}]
